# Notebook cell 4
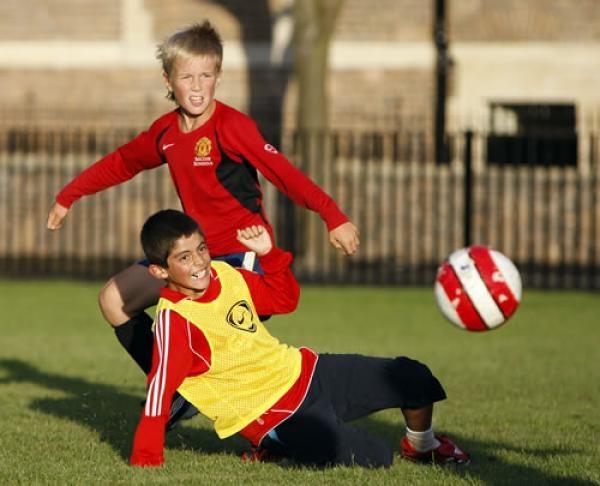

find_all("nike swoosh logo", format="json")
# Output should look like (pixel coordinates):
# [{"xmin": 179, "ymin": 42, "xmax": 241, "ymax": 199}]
[{"xmin": 162, "ymin": 143, "xmax": 175, "ymax": 151}]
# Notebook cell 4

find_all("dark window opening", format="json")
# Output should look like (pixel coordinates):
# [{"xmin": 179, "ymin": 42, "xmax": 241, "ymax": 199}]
[{"xmin": 486, "ymin": 103, "xmax": 578, "ymax": 166}]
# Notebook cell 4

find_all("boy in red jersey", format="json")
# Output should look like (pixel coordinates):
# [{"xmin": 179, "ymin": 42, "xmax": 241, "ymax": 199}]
[
  {"xmin": 130, "ymin": 209, "xmax": 469, "ymax": 468},
  {"xmin": 45, "ymin": 21, "xmax": 359, "ymax": 417}
]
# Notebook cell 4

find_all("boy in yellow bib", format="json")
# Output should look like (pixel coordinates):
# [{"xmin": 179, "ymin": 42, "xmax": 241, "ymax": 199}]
[{"xmin": 130, "ymin": 210, "xmax": 469, "ymax": 467}]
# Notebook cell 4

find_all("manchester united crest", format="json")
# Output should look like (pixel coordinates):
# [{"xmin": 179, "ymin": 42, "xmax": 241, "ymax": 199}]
[
  {"xmin": 194, "ymin": 137, "xmax": 213, "ymax": 166},
  {"xmin": 195, "ymin": 137, "xmax": 211, "ymax": 157}
]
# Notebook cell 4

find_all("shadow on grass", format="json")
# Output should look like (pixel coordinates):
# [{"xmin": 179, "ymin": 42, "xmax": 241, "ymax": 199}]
[
  {"xmin": 1, "ymin": 358, "xmax": 593, "ymax": 483},
  {"xmin": 357, "ymin": 415, "xmax": 594, "ymax": 485},
  {"xmin": 0, "ymin": 358, "xmax": 246, "ymax": 460}
]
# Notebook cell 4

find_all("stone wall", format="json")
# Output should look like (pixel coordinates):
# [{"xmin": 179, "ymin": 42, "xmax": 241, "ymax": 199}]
[
  {"xmin": 450, "ymin": 0, "xmax": 600, "ymax": 41},
  {"xmin": 0, "ymin": 0, "xmax": 120, "ymax": 40},
  {"xmin": 0, "ymin": 0, "xmax": 598, "ymax": 134}
]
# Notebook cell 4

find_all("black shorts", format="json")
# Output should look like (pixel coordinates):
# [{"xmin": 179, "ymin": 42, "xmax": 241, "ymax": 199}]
[{"xmin": 267, "ymin": 354, "xmax": 446, "ymax": 468}]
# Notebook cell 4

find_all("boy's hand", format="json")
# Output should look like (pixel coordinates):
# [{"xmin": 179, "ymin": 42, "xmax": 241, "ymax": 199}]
[
  {"xmin": 47, "ymin": 202, "xmax": 69, "ymax": 230},
  {"xmin": 236, "ymin": 225, "xmax": 272, "ymax": 256},
  {"xmin": 329, "ymin": 221, "xmax": 360, "ymax": 256}
]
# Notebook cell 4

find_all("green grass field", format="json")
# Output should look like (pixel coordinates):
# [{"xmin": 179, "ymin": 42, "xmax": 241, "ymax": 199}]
[{"xmin": 0, "ymin": 280, "xmax": 598, "ymax": 485}]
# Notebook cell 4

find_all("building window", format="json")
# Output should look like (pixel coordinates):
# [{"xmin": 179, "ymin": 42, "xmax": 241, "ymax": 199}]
[{"xmin": 486, "ymin": 103, "xmax": 577, "ymax": 166}]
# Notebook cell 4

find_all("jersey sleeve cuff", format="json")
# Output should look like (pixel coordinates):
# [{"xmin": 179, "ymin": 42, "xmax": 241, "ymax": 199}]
[
  {"xmin": 259, "ymin": 246, "xmax": 293, "ymax": 270},
  {"xmin": 55, "ymin": 193, "xmax": 75, "ymax": 209},
  {"xmin": 323, "ymin": 208, "xmax": 349, "ymax": 231},
  {"xmin": 130, "ymin": 415, "xmax": 168, "ymax": 467},
  {"xmin": 130, "ymin": 451, "xmax": 165, "ymax": 467}
]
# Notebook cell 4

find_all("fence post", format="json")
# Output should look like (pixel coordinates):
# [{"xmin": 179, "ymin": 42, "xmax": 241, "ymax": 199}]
[
  {"xmin": 463, "ymin": 130, "xmax": 473, "ymax": 247},
  {"xmin": 434, "ymin": 0, "xmax": 449, "ymax": 165}
]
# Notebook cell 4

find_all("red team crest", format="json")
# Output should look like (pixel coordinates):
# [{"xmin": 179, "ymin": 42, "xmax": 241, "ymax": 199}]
[{"xmin": 194, "ymin": 137, "xmax": 213, "ymax": 166}]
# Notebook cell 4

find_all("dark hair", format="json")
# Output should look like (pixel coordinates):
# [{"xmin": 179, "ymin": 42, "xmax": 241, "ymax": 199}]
[{"xmin": 141, "ymin": 209, "xmax": 204, "ymax": 267}]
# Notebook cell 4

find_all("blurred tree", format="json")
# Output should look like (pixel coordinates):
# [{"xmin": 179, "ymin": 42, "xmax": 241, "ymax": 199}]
[
  {"xmin": 213, "ymin": 0, "xmax": 293, "ymax": 144},
  {"xmin": 294, "ymin": 0, "xmax": 345, "ymax": 132},
  {"xmin": 291, "ymin": 0, "xmax": 345, "ymax": 258}
]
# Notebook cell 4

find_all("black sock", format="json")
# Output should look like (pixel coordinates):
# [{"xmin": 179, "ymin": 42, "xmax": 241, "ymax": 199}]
[{"xmin": 114, "ymin": 312, "xmax": 154, "ymax": 374}]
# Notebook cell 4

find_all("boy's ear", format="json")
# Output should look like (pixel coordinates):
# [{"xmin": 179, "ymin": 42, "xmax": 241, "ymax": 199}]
[
  {"xmin": 162, "ymin": 71, "xmax": 172, "ymax": 91},
  {"xmin": 148, "ymin": 263, "xmax": 169, "ymax": 280}
]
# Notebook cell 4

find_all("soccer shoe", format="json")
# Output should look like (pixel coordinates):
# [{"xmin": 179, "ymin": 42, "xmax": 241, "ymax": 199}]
[
  {"xmin": 165, "ymin": 392, "xmax": 199, "ymax": 432},
  {"xmin": 400, "ymin": 434, "xmax": 470, "ymax": 465},
  {"xmin": 241, "ymin": 446, "xmax": 285, "ymax": 464}
]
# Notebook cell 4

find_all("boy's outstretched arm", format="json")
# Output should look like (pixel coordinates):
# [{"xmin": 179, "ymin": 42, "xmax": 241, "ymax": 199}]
[
  {"xmin": 46, "ymin": 123, "xmax": 165, "ymax": 230},
  {"xmin": 221, "ymin": 114, "xmax": 360, "ymax": 256}
]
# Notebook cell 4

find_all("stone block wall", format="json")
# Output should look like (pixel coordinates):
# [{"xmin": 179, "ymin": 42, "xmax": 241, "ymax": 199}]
[
  {"xmin": 450, "ymin": 0, "xmax": 600, "ymax": 41},
  {"xmin": 0, "ymin": 0, "xmax": 598, "ymax": 134}
]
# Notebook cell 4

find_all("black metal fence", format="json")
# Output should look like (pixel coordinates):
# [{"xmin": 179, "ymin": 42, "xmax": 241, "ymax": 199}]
[{"xmin": 0, "ymin": 125, "xmax": 599, "ymax": 289}]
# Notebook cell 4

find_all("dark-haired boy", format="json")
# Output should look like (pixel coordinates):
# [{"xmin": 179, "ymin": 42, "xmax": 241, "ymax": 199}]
[{"xmin": 130, "ymin": 209, "xmax": 469, "ymax": 468}]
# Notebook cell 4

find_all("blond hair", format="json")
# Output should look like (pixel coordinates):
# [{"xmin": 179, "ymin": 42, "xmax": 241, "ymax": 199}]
[{"xmin": 157, "ymin": 21, "xmax": 223, "ymax": 101}]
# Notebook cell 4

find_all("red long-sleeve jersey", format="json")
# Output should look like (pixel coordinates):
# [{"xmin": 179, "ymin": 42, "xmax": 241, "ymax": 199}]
[
  {"xmin": 129, "ymin": 247, "xmax": 317, "ymax": 467},
  {"xmin": 56, "ymin": 101, "xmax": 348, "ymax": 256}
]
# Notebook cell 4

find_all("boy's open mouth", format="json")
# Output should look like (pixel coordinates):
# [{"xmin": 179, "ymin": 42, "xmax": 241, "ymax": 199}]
[{"xmin": 191, "ymin": 268, "xmax": 208, "ymax": 280}]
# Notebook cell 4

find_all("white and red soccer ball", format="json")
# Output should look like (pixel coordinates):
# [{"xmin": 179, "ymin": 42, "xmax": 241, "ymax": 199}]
[{"xmin": 435, "ymin": 246, "xmax": 522, "ymax": 331}]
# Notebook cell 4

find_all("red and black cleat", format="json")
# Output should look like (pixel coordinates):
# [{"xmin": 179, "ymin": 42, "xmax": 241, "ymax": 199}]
[
  {"xmin": 241, "ymin": 446, "xmax": 285, "ymax": 464},
  {"xmin": 400, "ymin": 434, "xmax": 470, "ymax": 465}
]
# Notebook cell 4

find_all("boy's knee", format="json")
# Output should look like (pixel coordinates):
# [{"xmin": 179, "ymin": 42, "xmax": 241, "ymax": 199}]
[
  {"xmin": 98, "ymin": 279, "xmax": 126, "ymax": 327},
  {"xmin": 389, "ymin": 357, "xmax": 447, "ymax": 405},
  {"xmin": 390, "ymin": 357, "xmax": 434, "ymax": 381}
]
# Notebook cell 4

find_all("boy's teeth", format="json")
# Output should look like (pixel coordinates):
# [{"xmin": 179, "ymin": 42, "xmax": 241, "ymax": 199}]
[{"xmin": 191, "ymin": 269, "xmax": 205, "ymax": 280}]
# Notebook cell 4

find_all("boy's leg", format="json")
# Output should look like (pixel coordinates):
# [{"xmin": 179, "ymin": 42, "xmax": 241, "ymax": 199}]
[
  {"xmin": 99, "ymin": 263, "xmax": 163, "ymax": 327},
  {"xmin": 266, "ymin": 354, "xmax": 443, "ymax": 468},
  {"xmin": 272, "ymin": 391, "xmax": 393, "ymax": 468},
  {"xmin": 114, "ymin": 312, "xmax": 154, "ymax": 373},
  {"xmin": 402, "ymin": 405, "xmax": 434, "ymax": 432},
  {"xmin": 277, "ymin": 353, "xmax": 469, "ymax": 465},
  {"xmin": 99, "ymin": 263, "xmax": 164, "ymax": 374},
  {"xmin": 312, "ymin": 353, "xmax": 469, "ymax": 464},
  {"xmin": 314, "ymin": 353, "xmax": 446, "ymax": 423}
]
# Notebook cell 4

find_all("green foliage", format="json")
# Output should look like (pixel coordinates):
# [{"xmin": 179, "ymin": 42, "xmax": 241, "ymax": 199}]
[{"xmin": 0, "ymin": 281, "xmax": 598, "ymax": 485}]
